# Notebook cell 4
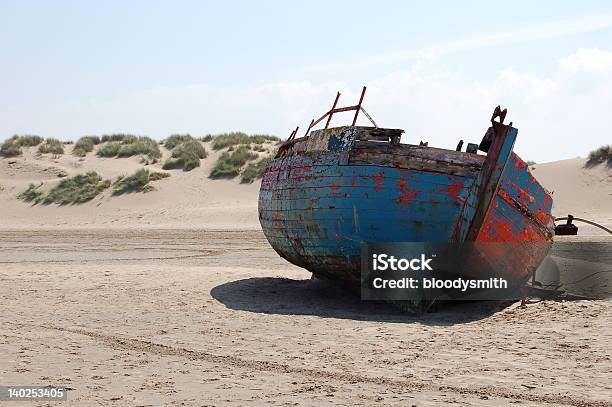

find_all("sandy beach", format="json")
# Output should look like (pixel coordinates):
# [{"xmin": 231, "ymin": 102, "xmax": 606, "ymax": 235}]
[
  {"xmin": 1, "ymin": 146, "xmax": 611, "ymax": 406},
  {"xmin": 1, "ymin": 229, "xmax": 611, "ymax": 406}
]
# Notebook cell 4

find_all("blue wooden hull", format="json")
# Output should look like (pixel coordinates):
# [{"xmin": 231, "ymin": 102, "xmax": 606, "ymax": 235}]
[{"xmin": 259, "ymin": 126, "xmax": 554, "ymax": 286}]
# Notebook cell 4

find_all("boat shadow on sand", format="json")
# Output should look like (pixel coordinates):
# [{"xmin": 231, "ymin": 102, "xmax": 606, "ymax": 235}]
[{"xmin": 210, "ymin": 277, "xmax": 513, "ymax": 325}]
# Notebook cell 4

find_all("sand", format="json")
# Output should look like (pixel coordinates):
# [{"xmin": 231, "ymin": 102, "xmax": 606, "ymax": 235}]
[
  {"xmin": 1, "ymin": 148, "xmax": 611, "ymax": 406},
  {"xmin": 530, "ymin": 158, "xmax": 612, "ymax": 235},
  {"xmin": 1, "ymin": 229, "xmax": 611, "ymax": 406},
  {"xmin": 0, "ymin": 144, "xmax": 262, "ymax": 230}
]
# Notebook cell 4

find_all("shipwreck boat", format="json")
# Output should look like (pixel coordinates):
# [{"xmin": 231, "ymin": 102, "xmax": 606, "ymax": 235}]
[{"xmin": 258, "ymin": 87, "xmax": 554, "ymax": 298}]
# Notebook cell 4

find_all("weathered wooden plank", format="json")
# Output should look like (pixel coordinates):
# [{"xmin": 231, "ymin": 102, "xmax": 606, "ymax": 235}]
[
  {"xmin": 352, "ymin": 140, "xmax": 485, "ymax": 166},
  {"xmin": 269, "ymin": 172, "xmax": 472, "ymax": 191},
  {"xmin": 349, "ymin": 153, "xmax": 480, "ymax": 177},
  {"xmin": 464, "ymin": 123, "xmax": 517, "ymax": 241}
]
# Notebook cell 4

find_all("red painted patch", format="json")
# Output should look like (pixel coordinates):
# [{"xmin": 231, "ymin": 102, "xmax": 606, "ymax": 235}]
[
  {"xmin": 373, "ymin": 187, "xmax": 382, "ymax": 192},
  {"xmin": 328, "ymin": 183, "xmax": 341, "ymax": 191},
  {"xmin": 475, "ymin": 215, "xmax": 551, "ymax": 280},
  {"xmin": 534, "ymin": 194, "xmax": 553, "ymax": 226},
  {"xmin": 506, "ymin": 181, "xmax": 534, "ymax": 204},
  {"xmin": 445, "ymin": 180, "xmax": 464, "ymax": 200},
  {"xmin": 513, "ymin": 156, "xmax": 528, "ymax": 171},
  {"xmin": 478, "ymin": 217, "xmax": 547, "ymax": 243},
  {"xmin": 370, "ymin": 172, "xmax": 385, "ymax": 186},
  {"xmin": 395, "ymin": 178, "xmax": 418, "ymax": 204},
  {"xmin": 305, "ymin": 197, "xmax": 320, "ymax": 211},
  {"xmin": 349, "ymin": 179, "xmax": 356, "ymax": 187}
]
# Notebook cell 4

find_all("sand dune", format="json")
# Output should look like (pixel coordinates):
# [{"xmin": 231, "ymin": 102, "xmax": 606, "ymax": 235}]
[
  {"xmin": 531, "ymin": 158, "xmax": 612, "ymax": 234},
  {"xmin": 1, "ymin": 147, "xmax": 610, "ymax": 233},
  {"xmin": 0, "ymin": 143, "xmax": 262, "ymax": 230}
]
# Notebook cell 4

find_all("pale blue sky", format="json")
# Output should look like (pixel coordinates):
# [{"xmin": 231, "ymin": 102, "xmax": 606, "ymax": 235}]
[{"xmin": 1, "ymin": 1, "xmax": 612, "ymax": 161}]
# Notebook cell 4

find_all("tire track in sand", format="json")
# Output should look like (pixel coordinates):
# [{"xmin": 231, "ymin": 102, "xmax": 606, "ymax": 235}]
[{"xmin": 12, "ymin": 322, "xmax": 610, "ymax": 407}]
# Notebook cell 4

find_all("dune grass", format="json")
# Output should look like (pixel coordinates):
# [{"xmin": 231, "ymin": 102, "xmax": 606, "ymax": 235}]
[
  {"xmin": 101, "ymin": 134, "xmax": 134, "ymax": 143},
  {"xmin": 211, "ymin": 132, "xmax": 250, "ymax": 150},
  {"xmin": 73, "ymin": 136, "xmax": 101, "ymax": 157},
  {"xmin": 1, "ymin": 135, "xmax": 46, "ymax": 157},
  {"xmin": 116, "ymin": 136, "xmax": 161, "ymax": 160},
  {"xmin": 210, "ymin": 145, "xmax": 257, "ymax": 178},
  {"xmin": 40, "ymin": 171, "xmax": 110, "ymax": 205},
  {"xmin": 96, "ymin": 136, "xmax": 161, "ymax": 160},
  {"xmin": 250, "ymin": 134, "xmax": 280, "ymax": 144},
  {"xmin": 15, "ymin": 135, "xmax": 44, "ymax": 147},
  {"xmin": 240, "ymin": 154, "xmax": 273, "ymax": 183},
  {"xmin": 17, "ymin": 183, "xmax": 44, "ymax": 203},
  {"xmin": 96, "ymin": 142, "xmax": 121, "ymax": 157},
  {"xmin": 211, "ymin": 132, "xmax": 279, "ymax": 150},
  {"xmin": 585, "ymin": 145, "xmax": 612, "ymax": 168},
  {"xmin": 17, "ymin": 169, "xmax": 170, "ymax": 203},
  {"xmin": 162, "ymin": 139, "xmax": 207, "ymax": 171},
  {"xmin": 37, "ymin": 138, "xmax": 64, "ymax": 155},
  {"xmin": 163, "ymin": 134, "xmax": 194, "ymax": 150},
  {"xmin": 112, "ymin": 168, "xmax": 170, "ymax": 195},
  {"xmin": 0, "ymin": 137, "xmax": 22, "ymax": 157}
]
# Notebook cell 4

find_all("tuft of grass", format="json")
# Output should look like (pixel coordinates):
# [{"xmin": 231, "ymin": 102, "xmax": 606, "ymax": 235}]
[
  {"xmin": 162, "ymin": 140, "xmax": 207, "ymax": 171},
  {"xmin": 18, "ymin": 183, "xmax": 44, "ymax": 203},
  {"xmin": 1, "ymin": 135, "xmax": 56, "ymax": 157},
  {"xmin": 112, "ymin": 168, "xmax": 170, "ymax": 195},
  {"xmin": 96, "ymin": 142, "xmax": 121, "ymax": 157},
  {"xmin": 42, "ymin": 171, "xmax": 110, "ymax": 205},
  {"xmin": 97, "ymin": 136, "xmax": 161, "ymax": 160},
  {"xmin": 210, "ymin": 145, "xmax": 257, "ymax": 178},
  {"xmin": 211, "ymin": 132, "xmax": 280, "ymax": 150},
  {"xmin": 37, "ymin": 138, "xmax": 64, "ymax": 155},
  {"xmin": 240, "ymin": 154, "xmax": 273, "ymax": 183},
  {"xmin": 1, "ymin": 137, "xmax": 22, "ymax": 157},
  {"xmin": 101, "ymin": 134, "xmax": 134, "ymax": 143},
  {"xmin": 199, "ymin": 134, "xmax": 214, "ymax": 142},
  {"xmin": 15, "ymin": 135, "xmax": 44, "ymax": 147},
  {"xmin": 211, "ymin": 132, "xmax": 250, "ymax": 150},
  {"xmin": 250, "ymin": 134, "xmax": 280, "ymax": 144},
  {"xmin": 117, "ymin": 136, "xmax": 160, "ymax": 160},
  {"xmin": 149, "ymin": 171, "xmax": 171, "ymax": 181},
  {"xmin": 73, "ymin": 136, "xmax": 101, "ymax": 157},
  {"xmin": 585, "ymin": 145, "xmax": 612, "ymax": 168},
  {"xmin": 120, "ymin": 135, "xmax": 138, "ymax": 145},
  {"xmin": 164, "ymin": 134, "xmax": 193, "ymax": 150}
]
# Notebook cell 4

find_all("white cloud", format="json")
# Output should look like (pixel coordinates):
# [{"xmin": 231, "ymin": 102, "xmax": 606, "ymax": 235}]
[
  {"xmin": 559, "ymin": 48, "xmax": 612, "ymax": 73},
  {"xmin": 424, "ymin": 15, "xmax": 612, "ymax": 59},
  {"xmin": 297, "ymin": 14, "xmax": 612, "ymax": 77},
  {"xmin": 2, "ymin": 49, "xmax": 611, "ymax": 163}
]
